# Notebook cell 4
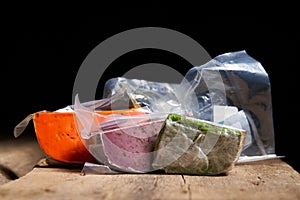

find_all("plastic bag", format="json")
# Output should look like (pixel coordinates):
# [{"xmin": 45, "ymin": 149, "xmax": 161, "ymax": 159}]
[
  {"xmin": 103, "ymin": 77, "xmax": 181, "ymax": 114},
  {"xmin": 103, "ymin": 50, "xmax": 275, "ymax": 157},
  {"xmin": 74, "ymin": 94, "xmax": 167, "ymax": 173},
  {"xmin": 13, "ymin": 92, "xmax": 149, "ymax": 164},
  {"xmin": 181, "ymin": 50, "xmax": 275, "ymax": 156},
  {"xmin": 152, "ymin": 113, "xmax": 247, "ymax": 175}
]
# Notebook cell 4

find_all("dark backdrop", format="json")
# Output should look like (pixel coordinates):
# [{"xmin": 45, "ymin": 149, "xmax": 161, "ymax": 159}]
[{"xmin": 2, "ymin": 11, "xmax": 299, "ymax": 172}]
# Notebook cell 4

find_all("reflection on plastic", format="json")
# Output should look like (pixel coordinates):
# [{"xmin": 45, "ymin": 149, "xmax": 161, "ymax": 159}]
[{"xmin": 81, "ymin": 162, "xmax": 121, "ymax": 175}]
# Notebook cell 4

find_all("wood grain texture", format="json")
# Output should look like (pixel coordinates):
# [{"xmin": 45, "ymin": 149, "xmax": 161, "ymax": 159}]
[{"xmin": 0, "ymin": 159, "xmax": 299, "ymax": 200}]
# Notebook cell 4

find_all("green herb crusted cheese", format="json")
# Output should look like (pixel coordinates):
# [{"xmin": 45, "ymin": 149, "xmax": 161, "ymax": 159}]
[{"xmin": 152, "ymin": 114, "xmax": 246, "ymax": 175}]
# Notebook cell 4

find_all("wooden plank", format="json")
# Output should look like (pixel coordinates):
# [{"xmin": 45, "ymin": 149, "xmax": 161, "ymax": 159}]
[
  {"xmin": 186, "ymin": 159, "xmax": 300, "ymax": 200},
  {"xmin": 0, "ymin": 159, "xmax": 299, "ymax": 200},
  {"xmin": 0, "ymin": 135, "xmax": 45, "ymax": 185}
]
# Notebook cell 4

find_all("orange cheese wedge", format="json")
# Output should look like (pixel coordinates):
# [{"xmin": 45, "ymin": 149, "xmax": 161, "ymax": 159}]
[{"xmin": 32, "ymin": 109, "xmax": 146, "ymax": 164}]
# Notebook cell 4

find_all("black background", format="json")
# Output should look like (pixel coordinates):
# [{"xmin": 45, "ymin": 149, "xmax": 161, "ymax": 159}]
[{"xmin": 2, "ymin": 10, "xmax": 299, "ymax": 172}]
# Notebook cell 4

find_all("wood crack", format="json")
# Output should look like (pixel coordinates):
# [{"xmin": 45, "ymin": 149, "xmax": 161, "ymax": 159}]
[
  {"xmin": 0, "ymin": 164, "xmax": 18, "ymax": 180},
  {"xmin": 181, "ymin": 175, "xmax": 191, "ymax": 200}
]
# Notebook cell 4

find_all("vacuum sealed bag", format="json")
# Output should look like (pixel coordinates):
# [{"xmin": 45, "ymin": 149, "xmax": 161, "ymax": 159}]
[
  {"xmin": 74, "ymin": 94, "xmax": 167, "ymax": 173},
  {"xmin": 13, "ymin": 92, "xmax": 147, "ymax": 164},
  {"xmin": 152, "ymin": 114, "xmax": 246, "ymax": 175}
]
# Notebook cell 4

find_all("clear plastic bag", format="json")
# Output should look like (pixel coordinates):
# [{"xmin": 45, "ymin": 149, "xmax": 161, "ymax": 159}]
[
  {"xmin": 103, "ymin": 77, "xmax": 181, "ymax": 114},
  {"xmin": 74, "ymin": 94, "xmax": 167, "ymax": 173},
  {"xmin": 103, "ymin": 50, "xmax": 275, "ymax": 157},
  {"xmin": 181, "ymin": 50, "xmax": 275, "ymax": 156}
]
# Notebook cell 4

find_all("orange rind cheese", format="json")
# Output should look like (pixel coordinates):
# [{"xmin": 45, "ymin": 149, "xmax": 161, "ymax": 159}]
[{"xmin": 32, "ymin": 109, "xmax": 145, "ymax": 164}]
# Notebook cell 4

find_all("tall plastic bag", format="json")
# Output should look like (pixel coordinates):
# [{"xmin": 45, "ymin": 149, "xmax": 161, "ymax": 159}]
[{"xmin": 181, "ymin": 50, "xmax": 275, "ymax": 156}]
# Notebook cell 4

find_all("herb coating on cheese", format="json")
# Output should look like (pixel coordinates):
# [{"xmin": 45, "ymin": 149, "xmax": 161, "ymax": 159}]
[{"xmin": 152, "ymin": 114, "xmax": 246, "ymax": 175}]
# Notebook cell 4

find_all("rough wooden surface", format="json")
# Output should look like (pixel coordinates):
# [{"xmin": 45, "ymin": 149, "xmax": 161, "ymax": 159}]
[
  {"xmin": 0, "ymin": 135, "xmax": 45, "ymax": 185},
  {"xmin": 1, "ymin": 134, "xmax": 300, "ymax": 199},
  {"xmin": 0, "ymin": 159, "xmax": 299, "ymax": 200}
]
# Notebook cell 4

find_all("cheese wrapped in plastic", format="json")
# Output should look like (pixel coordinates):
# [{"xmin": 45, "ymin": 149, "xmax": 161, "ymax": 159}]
[
  {"xmin": 152, "ymin": 114, "xmax": 247, "ymax": 175},
  {"xmin": 74, "ymin": 94, "xmax": 166, "ymax": 173}
]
